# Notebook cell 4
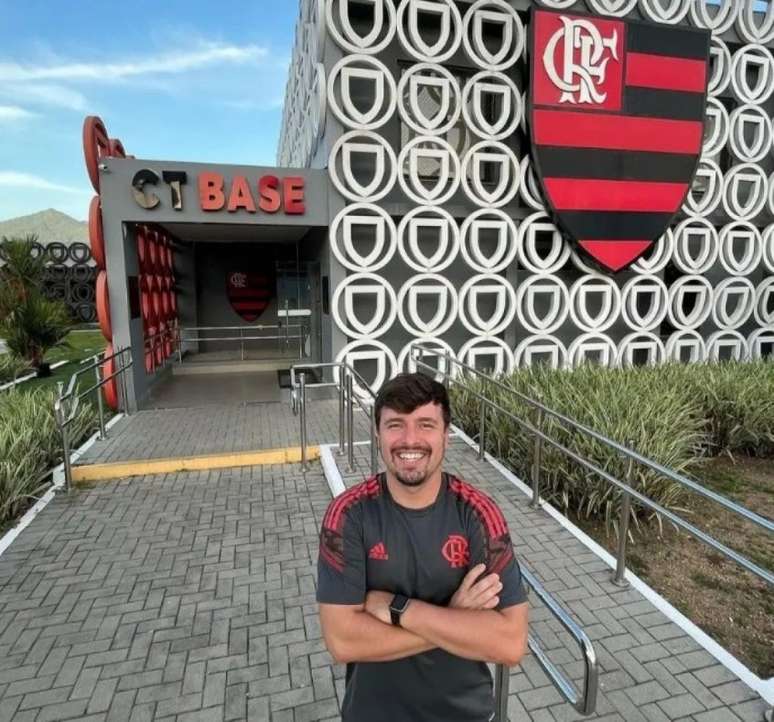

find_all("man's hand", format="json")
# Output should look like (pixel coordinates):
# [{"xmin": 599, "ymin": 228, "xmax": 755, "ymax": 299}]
[
  {"xmin": 449, "ymin": 563, "xmax": 502, "ymax": 610},
  {"xmin": 364, "ymin": 590, "xmax": 393, "ymax": 625}
]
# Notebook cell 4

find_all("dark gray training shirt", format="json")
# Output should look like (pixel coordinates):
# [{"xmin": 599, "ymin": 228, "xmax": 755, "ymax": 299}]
[{"xmin": 317, "ymin": 472, "xmax": 528, "ymax": 722}]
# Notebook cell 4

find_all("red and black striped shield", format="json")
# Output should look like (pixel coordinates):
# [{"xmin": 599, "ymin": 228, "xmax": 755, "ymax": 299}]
[
  {"xmin": 227, "ymin": 271, "xmax": 274, "ymax": 323},
  {"xmin": 528, "ymin": 9, "xmax": 710, "ymax": 273}
]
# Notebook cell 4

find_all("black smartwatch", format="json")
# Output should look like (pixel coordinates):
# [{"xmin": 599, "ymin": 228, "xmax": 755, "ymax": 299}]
[{"xmin": 389, "ymin": 594, "xmax": 411, "ymax": 626}]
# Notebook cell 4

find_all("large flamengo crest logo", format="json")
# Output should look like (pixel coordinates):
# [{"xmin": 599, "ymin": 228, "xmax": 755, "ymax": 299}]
[
  {"xmin": 528, "ymin": 9, "xmax": 710, "ymax": 272},
  {"xmin": 227, "ymin": 271, "xmax": 274, "ymax": 322}
]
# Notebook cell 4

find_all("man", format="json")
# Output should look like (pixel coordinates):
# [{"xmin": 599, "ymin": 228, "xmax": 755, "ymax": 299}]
[{"xmin": 316, "ymin": 373, "xmax": 529, "ymax": 721}]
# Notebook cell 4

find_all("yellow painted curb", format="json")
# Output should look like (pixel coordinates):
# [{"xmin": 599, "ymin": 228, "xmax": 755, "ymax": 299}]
[{"xmin": 72, "ymin": 446, "xmax": 320, "ymax": 483}]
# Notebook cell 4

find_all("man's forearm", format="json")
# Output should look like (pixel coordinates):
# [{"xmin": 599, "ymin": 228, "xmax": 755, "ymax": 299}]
[
  {"xmin": 333, "ymin": 609, "xmax": 435, "ymax": 663},
  {"xmin": 400, "ymin": 600, "xmax": 521, "ymax": 665}
]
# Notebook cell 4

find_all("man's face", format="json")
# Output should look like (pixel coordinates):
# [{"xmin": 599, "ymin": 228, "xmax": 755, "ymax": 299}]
[{"xmin": 377, "ymin": 402, "xmax": 448, "ymax": 487}]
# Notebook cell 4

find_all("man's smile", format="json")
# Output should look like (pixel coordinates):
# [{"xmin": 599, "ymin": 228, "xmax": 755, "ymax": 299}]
[{"xmin": 395, "ymin": 449, "xmax": 430, "ymax": 461}]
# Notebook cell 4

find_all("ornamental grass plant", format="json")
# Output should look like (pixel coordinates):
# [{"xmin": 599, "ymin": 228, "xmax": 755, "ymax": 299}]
[
  {"xmin": 683, "ymin": 361, "xmax": 774, "ymax": 457},
  {"xmin": 0, "ymin": 388, "xmax": 96, "ymax": 525},
  {"xmin": 0, "ymin": 354, "xmax": 29, "ymax": 385},
  {"xmin": 450, "ymin": 361, "xmax": 773, "ymax": 532}
]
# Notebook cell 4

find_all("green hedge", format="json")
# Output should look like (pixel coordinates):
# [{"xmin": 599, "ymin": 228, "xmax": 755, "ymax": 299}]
[
  {"xmin": 0, "ymin": 388, "xmax": 96, "ymax": 524},
  {"xmin": 450, "ymin": 361, "xmax": 774, "ymax": 529}
]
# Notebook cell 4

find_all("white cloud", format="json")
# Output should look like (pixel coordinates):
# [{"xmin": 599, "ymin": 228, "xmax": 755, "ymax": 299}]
[
  {"xmin": 0, "ymin": 42, "xmax": 270, "ymax": 84},
  {"xmin": 0, "ymin": 106, "xmax": 37, "ymax": 121},
  {"xmin": 0, "ymin": 172, "xmax": 89, "ymax": 195},
  {"xmin": 3, "ymin": 84, "xmax": 88, "ymax": 112},
  {"xmin": 223, "ymin": 96, "xmax": 285, "ymax": 111}
]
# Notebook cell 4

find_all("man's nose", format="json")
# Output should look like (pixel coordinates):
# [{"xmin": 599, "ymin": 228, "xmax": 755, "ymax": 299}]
[{"xmin": 400, "ymin": 424, "xmax": 421, "ymax": 446}]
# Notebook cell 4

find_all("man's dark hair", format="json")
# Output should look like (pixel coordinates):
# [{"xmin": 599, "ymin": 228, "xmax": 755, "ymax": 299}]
[{"xmin": 374, "ymin": 373, "xmax": 451, "ymax": 428}]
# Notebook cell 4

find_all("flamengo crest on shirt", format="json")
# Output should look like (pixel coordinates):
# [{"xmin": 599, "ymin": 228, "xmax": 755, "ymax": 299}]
[{"xmin": 528, "ymin": 8, "xmax": 710, "ymax": 273}]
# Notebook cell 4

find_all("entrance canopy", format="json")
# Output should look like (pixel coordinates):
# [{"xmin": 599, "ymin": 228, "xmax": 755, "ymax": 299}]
[{"xmin": 96, "ymin": 157, "xmax": 331, "ymax": 411}]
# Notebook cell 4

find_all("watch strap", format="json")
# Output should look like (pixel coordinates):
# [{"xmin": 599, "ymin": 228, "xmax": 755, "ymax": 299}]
[{"xmin": 389, "ymin": 594, "xmax": 409, "ymax": 626}]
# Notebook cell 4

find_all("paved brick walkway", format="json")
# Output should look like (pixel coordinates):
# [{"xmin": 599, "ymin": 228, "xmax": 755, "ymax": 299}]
[
  {"xmin": 0, "ymin": 398, "xmax": 768, "ymax": 721},
  {"xmin": 78, "ymin": 399, "xmax": 370, "ymax": 466},
  {"xmin": 0, "ymin": 464, "xmax": 342, "ymax": 722}
]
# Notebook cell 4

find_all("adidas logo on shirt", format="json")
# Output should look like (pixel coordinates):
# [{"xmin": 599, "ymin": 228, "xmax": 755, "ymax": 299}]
[{"xmin": 368, "ymin": 542, "xmax": 389, "ymax": 561}]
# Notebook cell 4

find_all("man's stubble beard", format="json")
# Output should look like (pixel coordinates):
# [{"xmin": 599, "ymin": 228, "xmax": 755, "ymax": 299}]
[{"xmin": 388, "ymin": 441, "xmax": 447, "ymax": 488}]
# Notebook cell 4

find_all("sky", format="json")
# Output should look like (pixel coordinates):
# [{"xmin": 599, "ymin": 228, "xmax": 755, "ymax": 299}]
[
  {"xmin": 0, "ymin": 0, "xmax": 296, "ymax": 221},
  {"xmin": 1, "ymin": 1, "xmax": 767, "ymax": 222}
]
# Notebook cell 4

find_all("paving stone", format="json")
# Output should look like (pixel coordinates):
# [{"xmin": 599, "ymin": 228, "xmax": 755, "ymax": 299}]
[
  {"xmin": 624, "ymin": 680, "xmax": 671, "ymax": 706},
  {"xmin": 88, "ymin": 678, "xmax": 119, "ymax": 714},
  {"xmin": 657, "ymin": 691, "xmax": 705, "ymax": 718},
  {"xmin": 692, "ymin": 708, "xmax": 743, "ymax": 722},
  {"xmin": 38, "ymin": 698, "xmax": 90, "ymax": 721}
]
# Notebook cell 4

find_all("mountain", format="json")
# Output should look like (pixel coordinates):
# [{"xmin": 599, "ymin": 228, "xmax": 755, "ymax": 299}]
[{"xmin": 0, "ymin": 209, "xmax": 88, "ymax": 245}]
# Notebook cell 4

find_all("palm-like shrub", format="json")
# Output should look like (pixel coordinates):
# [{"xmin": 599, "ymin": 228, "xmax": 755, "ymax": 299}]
[
  {"xmin": 0, "ymin": 294, "xmax": 71, "ymax": 370},
  {"xmin": 0, "ymin": 388, "xmax": 96, "ymax": 523},
  {"xmin": 0, "ymin": 235, "xmax": 71, "ymax": 374},
  {"xmin": 0, "ymin": 235, "xmax": 47, "ymax": 301}
]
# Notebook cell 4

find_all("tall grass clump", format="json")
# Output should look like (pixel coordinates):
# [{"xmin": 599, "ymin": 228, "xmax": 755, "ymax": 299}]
[
  {"xmin": 0, "ymin": 355, "xmax": 30, "ymax": 385},
  {"xmin": 451, "ymin": 363, "xmax": 705, "ymax": 530},
  {"xmin": 683, "ymin": 361, "xmax": 774, "ymax": 457},
  {"xmin": 0, "ymin": 388, "xmax": 96, "ymax": 524}
]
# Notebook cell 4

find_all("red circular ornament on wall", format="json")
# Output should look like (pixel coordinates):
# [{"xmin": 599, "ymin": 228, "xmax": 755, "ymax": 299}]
[
  {"xmin": 155, "ymin": 324, "xmax": 166, "ymax": 365},
  {"xmin": 145, "ymin": 326, "xmax": 157, "ymax": 373},
  {"xmin": 96, "ymin": 270, "xmax": 112, "ymax": 342},
  {"xmin": 160, "ymin": 289, "xmax": 170, "ymax": 317},
  {"xmin": 82, "ymin": 116, "xmax": 110, "ymax": 193},
  {"xmin": 108, "ymin": 137, "xmax": 126, "ymax": 158},
  {"xmin": 148, "ymin": 233, "xmax": 158, "ymax": 271},
  {"xmin": 101, "ymin": 343, "xmax": 119, "ymax": 411},
  {"xmin": 141, "ymin": 278, "xmax": 156, "ymax": 325},
  {"xmin": 137, "ymin": 226, "xmax": 147, "ymax": 271},
  {"xmin": 88, "ymin": 196, "xmax": 106, "ymax": 270}
]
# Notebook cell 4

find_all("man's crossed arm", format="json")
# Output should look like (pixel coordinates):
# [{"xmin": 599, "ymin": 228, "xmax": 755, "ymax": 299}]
[{"xmin": 319, "ymin": 564, "xmax": 528, "ymax": 667}]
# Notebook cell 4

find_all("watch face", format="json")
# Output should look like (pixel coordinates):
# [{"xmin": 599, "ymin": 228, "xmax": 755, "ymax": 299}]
[{"xmin": 391, "ymin": 595, "xmax": 409, "ymax": 613}]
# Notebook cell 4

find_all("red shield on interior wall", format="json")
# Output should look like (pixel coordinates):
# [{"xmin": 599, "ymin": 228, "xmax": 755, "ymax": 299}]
[
  {"xmin": 528, "ymin": 9, "xmax": 710, "ymax": 272},
  {"xmin": 227, "ymin": 271, "xmax": 274, "ymax": 323}
]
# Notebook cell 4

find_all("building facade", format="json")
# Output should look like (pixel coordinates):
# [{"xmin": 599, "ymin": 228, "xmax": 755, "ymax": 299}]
[{"xmin": 91, "ymin": 0, "xmax": 774, "ymax": 409}]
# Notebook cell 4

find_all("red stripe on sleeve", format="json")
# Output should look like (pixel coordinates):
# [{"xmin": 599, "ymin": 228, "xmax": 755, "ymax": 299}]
[
  {"xmin": 543, "ymin": 178, "xmax": 689, "ymax": 213},
  {"xmin": 533, "ymin": 110, "xmax": 703, "ymax": 155},
  {"xmin": 450, "ymin": 477, "xmax": 506, "ymax": 538},
  {"xmin": 327, "ymin": 476, "xmax": 380, "ymax": 531},
  {"xmin": 625, "ymin": 52, "xmax": 707, "ymax": 93}
]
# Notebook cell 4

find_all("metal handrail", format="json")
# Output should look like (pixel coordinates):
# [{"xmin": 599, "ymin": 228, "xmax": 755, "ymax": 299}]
[
  {"xmin": 290, "ymin": 358, "xmax": 598, "ymax": 719},
  {"xmin": 289, "ymin": 361, "xmax": 378, "ymax": 474},
  {"xmin": 521, "ymin": 566, "xmax": 598, "ymax": 716},
  {"xmin": 410, "ymin": 342, "xmax": 774, "ymax": 589},
  {"xmin": 178, "ymin": 323, "xmax": 308, "ymax": 361},
  {"xmin": 54, "ymin": 346, "xmax": 133, "ymax": 491},
  {"xmin": 181, "ymin": 324, "xmax": 303, "ymax": 331}
]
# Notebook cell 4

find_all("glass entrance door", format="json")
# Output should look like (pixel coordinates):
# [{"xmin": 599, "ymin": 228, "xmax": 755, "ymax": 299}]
[{"xmin": 275, "ymin": 260, "xmax": 321, "ymax": 362}]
